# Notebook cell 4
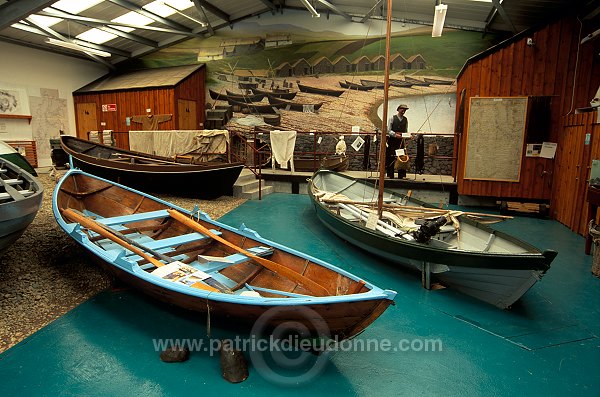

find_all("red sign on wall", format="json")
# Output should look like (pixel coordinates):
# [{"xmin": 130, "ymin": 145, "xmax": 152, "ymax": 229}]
[{"xmin": 101, "ymin": 104, "xmax": 117, "ymax": 112}]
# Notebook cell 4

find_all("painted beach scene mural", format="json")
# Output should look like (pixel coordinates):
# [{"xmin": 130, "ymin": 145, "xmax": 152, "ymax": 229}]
[{"xmin": 135, "ymin": 10, "xmax": 500, "ymax": 173}]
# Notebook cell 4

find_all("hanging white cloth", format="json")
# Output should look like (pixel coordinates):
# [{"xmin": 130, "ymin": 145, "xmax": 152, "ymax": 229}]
[
  {"xmin": 269, "ymin": 130, "xmax": 296, "ymax": 172},
  {"xmin": 303, "ymin": 104, "xmax": 315, "ymax": 113}
]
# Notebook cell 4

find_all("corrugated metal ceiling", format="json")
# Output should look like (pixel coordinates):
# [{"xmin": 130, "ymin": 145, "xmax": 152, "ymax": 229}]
[{"xmin": 0, "ymin": 0, "xmax": 597, "ymax": 70}]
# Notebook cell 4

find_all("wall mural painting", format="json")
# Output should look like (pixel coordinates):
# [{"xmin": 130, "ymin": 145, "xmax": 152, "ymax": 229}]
[{"xmin": 137, "ymin": 11, "xmax": 500, "ymax": 172}]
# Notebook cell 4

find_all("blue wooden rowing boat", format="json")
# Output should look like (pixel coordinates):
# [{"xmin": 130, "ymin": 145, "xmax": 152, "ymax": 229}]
[{"xmin": 53, "ymin": 168, "xmax": 396, "ymax": 339}]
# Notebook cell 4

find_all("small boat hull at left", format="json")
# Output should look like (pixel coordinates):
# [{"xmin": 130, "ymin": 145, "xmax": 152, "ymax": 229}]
[
  {"xmin": 0, "ymin": 158, "xmax": 43, "ymax": 255},
  {"xmin": 52, "ymin": 169, "xmax": 396, "ymax": 340}
]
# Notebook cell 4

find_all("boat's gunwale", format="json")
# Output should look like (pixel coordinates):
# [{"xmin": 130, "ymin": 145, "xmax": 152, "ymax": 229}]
[
  {"xmin": 61, "ymin": 135, "xmax": 245, "ymax": 172},
  {"xmin": 53, "ymin": 168, "xmax": 397, "ymax": 306}
]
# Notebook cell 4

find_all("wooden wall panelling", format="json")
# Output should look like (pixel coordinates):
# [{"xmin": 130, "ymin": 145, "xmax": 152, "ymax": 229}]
[
  {"xmin": 489, "ymin": 51, "xmax": 502, "ymax": 96},
  {"xmin": 585, "ymin": 120, "xmax": 600, "ymax": 233},
  {"xmin": 531, "ymin": 27, "xmax": 548, "ymax": 95},
  {"xmin": 573, "ymin": 119, "xmax": 590, "ymax": 231},
  {"xmin": 456, "ymin": 13, "xmax": 599, "ymax": 215},
  {"xmin": 556, "ymin": 19, "xmax": 577, "ymax": 116},
  {"xmin": 576, "ymin": 113, "xmax": 599, "ymax": 235},
  {"xmin": 499, "ymin": 43, "xmax": 514, "ymax": 95},
  {"xmin": 542, "ymin": 21, "xmax": 560, "ymax": 96},
  {"xmin": 5, "ymin": 140, "xmax": 37, "ymax": 167},
  {"xmin": 520, "ymin": 38, "xmax": 535, "ymax": 95},
  {"xmin": 479, "ymin": 56, "xmax": 492, "ymax": 97},
  {"xmin": 510, "ymin": 39, "xmax": 525, "ymax": 96}
]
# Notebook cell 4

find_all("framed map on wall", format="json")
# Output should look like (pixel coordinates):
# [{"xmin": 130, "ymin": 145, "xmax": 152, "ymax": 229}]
[{"xmin": 464, "ymin": 97, "xmax": 528, "ymax": 182}]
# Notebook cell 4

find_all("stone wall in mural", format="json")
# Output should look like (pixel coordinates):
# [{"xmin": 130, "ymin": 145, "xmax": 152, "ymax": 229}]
[{"xmin": 138, "ymin": 10, "xmax": 500, "ymax": 174}]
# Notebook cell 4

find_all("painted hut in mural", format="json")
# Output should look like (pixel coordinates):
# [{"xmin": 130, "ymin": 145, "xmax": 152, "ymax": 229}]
[
  {"xmin": 197, "ymin": 47, "xmax": 224, "ymax": 62},
  {"xmin": 234, "ymin": 69, "xmax": 254, "ymax": 82},
  {"xmin": 292, "ymin": 59, "xmax": 311, "ymax": 76},
  {"xmin": 265, "ymin": 33, "xmax": 292, "ymax": 48},
  {"xmin": 352, "ymin": 55, "xmax": 372, "ymax": 72},
  {"xmin": 390, "ymin": 53, "xmax": 409, "ymax": 70},
  {"xmin": 406, "ymin": 54, "xmax": 426, "ymax": 69},
  {"xmin": 220, "ymin": 37, "xmax": 263, "ymax": 56},
  {"xmin": 274, "ymin": 62, "xmax": 293, "ymax": 77},
  {"xmin": 370, "ymin": 55, "xmax": 386, "ymax": 71},
  {"xmin": 333, "ymin": 56, "xmax": 352, "ymax": 73},
  {"xmin": 312, "ymin": 56, "xmax": 334, "ymax": 74},
  {"xmin": 252, "ymin": 69, "xmax": 271, "ymax": 81}
]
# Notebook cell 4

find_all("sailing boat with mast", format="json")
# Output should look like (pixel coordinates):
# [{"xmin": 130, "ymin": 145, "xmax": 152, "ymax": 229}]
[{"xmin": 307, "ymin": 0, "xmax": 557, "ymax": 309}]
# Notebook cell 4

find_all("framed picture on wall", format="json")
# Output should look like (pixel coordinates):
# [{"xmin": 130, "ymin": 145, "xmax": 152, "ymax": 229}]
[{"xmin": 0, "ymin": 87, "xmax": 29, "ymax": 115}]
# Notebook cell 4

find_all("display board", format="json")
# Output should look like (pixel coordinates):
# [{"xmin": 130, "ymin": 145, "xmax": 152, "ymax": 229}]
[{"xmin": 464, "ymin": 97, "xmax": 527, "ymax": 182}]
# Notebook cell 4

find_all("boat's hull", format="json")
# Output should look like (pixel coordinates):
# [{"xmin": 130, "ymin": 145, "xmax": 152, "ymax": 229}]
[
  {"xmin": 309, "ymin": 170, "xmax": 556, "ymax": 309},
  {"xmin": 266, "ymin": 95, "xmax": 323, "ymax": 112},
  {"xmin": 53, "ymin": 169, "xmax": 396, "ymax": 340},
  {"xmin": 70, "ymin": 157, "xmax": 243, "ymax": 199},
  {"xmin": 90, "ymin": 256, "xmax": 392, "ymax": 338},
  {"xmin": 251, "ymin": 87, "xmax": 297, "ymax": 100},
  {"xmin": 0, "ymin": 141, "xmax": 37, "ymax": 176},
  {"xmin": 0, "ymin": 212, "xmax": 40, "ymax": 254},
  {"xmin": 339, "ymin": 81, "xmax": 373, "ymax": 91},
  {"xmin": 0, "ymin": 160, "xmax": 43, "ymax": 254},
  {"xmin": 61, "ymin": 136, "xmax": 244, "ymax": 199},
  {"xmin": 226, "ymin": 98, "xmax": 283, "ymax": 114},
  {"xmin": 297, "ymin": 83, "xmax": 345, "ymax": 97}
]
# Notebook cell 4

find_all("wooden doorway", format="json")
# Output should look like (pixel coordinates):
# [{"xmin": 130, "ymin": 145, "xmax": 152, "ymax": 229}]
[
  {"xmin": 553, "ymin": 122, "xmax": 587, "ymax": 230},
  {"xmin": 177, "ymin": 99, "xmax": 197, "ymax": 130},
  {"xmin": 75, "ymin": 103, "xmax": 98, "ymax": 139}
]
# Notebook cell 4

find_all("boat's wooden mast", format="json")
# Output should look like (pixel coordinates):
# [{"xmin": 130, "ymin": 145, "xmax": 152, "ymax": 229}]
[{"xmin": 377, "ymin": 0, "xmax": 393, "ymax": 217}]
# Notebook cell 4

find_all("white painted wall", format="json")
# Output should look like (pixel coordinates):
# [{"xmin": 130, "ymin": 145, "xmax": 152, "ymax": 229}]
[{"xmin": 0, "ymin": 41, "xmax": 107, "ymax": 167}]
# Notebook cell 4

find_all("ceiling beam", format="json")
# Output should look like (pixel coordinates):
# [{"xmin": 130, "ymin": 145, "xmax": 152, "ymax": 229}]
[
  {"xmin": 316, "ymin": 0, "xmax": 352, "ymax": 21},
  {"xmin": 0, "ymin": 0, "xmax": 56, "ymax": 30},
  {"xmin": 70, "ymin": 37, "xmax": 131, "ymax": 57},
  {"xmin": 41, "ymin": 7, "xmax": 201, "ymax": 37},
  {"xmin": 489, "ymin": 0, "xmax": 518, "ymax": 34},
  {"xmin": 360, "ymin": 0, "xmax": 384, "ymax": 23},
  {"xmin": 107, "ymin": 0, "xmax": 193, "ymax": 32},
  {"xmin": 256, "ymin": 0, "xmax": 277, "ymax": 12},
  {"xmin": 197, "ymin": 4, "xmax": 214, "ymax": 36},
  {"xmin": 192, "ymin": 1, "xmax": 231, "ymax": 22},
  {"xmin": 24, "ymin": 17, "xmax": 116, "ymax": 70}
]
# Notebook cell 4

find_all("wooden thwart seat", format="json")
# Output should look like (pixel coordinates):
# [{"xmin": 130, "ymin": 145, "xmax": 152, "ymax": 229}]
[{"xmin": 97, "ymin": 209, "xmax": 170, "ymax": 226}]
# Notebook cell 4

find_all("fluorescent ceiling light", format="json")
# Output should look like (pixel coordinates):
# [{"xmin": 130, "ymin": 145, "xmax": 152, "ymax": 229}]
[
  {"xmin": 144, "ymin": 1, "xmax": 178, "ymax": 17},
  {"xmin": 52, "ymin": 0, "xmax": 104, "ymax": 14},
  {"xmin": 25, "ymin": 14, "xmax": 63, "ymax": 28},
  {"xmin": 432, "ymin": 4, "xmax": 447, "ymax": 37},
  {"xmin": 77, "ymin": 28, "xmax": 117, "ymax": 44},
  {"xmin": 111, "ymin": 11, "xmax": 154, "ymax": 33},
  {"xmin": 300, "ymin": 0, "xmax": 320, "ymax": 18},
  {"xmin": 11, "ymin": 22, "xmax": 45, "ymax": 34},
  {"xmin": 46, "ymin": 38, "xmax": 111, "ymax": 57}
]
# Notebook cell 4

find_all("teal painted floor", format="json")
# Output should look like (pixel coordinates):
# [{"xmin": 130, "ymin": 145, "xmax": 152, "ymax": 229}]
[{"xmin": 1, "ymin": 193, "xmax": 599, "ymax": 396}]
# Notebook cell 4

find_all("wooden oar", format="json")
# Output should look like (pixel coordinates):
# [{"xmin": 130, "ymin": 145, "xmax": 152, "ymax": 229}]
[
  {"xmin": 62, "ymin": 208, "xmax": 231, "ymax": 294},
  {"xmin": 320, "ymin": 198, "xmax": 513, "ymax": 220},
  {"xmin": 167, "ymin": 209, "xmax": 330, "ymax": 297}
]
